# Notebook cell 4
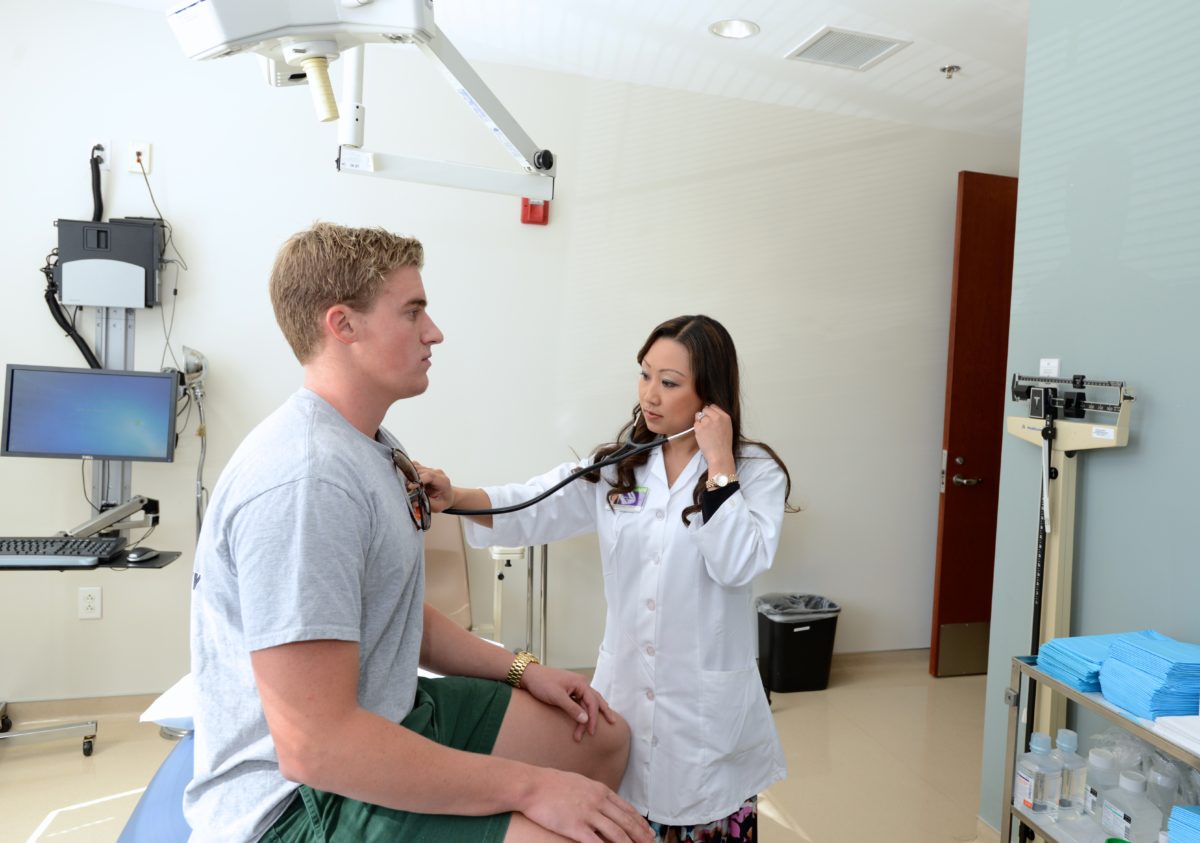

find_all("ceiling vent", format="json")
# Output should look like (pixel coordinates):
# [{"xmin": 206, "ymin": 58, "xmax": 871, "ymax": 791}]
[{"xmin": 785, "ymin": 26, "xmax": 910, "ymax": 71}]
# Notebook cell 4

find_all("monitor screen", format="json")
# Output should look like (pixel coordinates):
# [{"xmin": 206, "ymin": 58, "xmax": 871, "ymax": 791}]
[{"xmin": 1, "ymin": 365, "xmax": 178, "ymax": 462}]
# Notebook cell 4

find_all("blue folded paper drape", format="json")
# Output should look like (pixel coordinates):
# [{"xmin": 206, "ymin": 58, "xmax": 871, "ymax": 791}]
[
  {"xmin": 1169, "ymin": 804, "xmax": 1200, "ymax": 843},
  {"xmin": 1100, "ymin": 657, "xmax": 1200, "ymax": 719},
  {"xmin": 1099, "ymin": 630, "xmax": 1200, "ymax": 719},
  {"xmin": 1036, "ymin": 631, "xmax": 1136, "ymax": 692},
  {"xmin": 1037, "ymin": 629, "xmax": 1200, "ymax": 719}
]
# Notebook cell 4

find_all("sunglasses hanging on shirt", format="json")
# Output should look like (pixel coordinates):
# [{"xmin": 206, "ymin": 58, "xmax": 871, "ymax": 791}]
[{"xmin": 391, "ymin": 448, "xmax": 432, "ymax": 532}]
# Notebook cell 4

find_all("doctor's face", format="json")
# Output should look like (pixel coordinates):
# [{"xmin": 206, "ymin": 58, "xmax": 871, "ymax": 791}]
[{"xmin": 639, "ymin": 338, "xmax": 704, "ymax": 437}]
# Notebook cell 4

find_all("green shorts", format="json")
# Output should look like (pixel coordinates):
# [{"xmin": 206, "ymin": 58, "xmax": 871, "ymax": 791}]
[{"xmin": 265, "ymin": 676, "xmax": 514, "ymax": 843}]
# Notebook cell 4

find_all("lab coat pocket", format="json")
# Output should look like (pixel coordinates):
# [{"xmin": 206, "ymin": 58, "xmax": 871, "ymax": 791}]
[{"xmin": 698, "ymin": 666, "xmax": 774, "ymax": 762}]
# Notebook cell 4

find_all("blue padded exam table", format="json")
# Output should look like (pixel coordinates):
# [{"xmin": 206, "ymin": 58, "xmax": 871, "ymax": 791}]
[{"xmin": 117, "ymin": 732, "xmax": 193, "ymax": 842}]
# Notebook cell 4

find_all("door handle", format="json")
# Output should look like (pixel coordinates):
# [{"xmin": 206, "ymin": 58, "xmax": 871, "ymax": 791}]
[{"xmin": 952, "ymin": 474, "xmax": 983, "ymax": 487}]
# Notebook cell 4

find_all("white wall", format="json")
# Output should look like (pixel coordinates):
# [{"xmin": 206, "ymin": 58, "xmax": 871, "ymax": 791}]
[{"xmin": 0, "ymin": 0, "xmax": 1019, "ymax": 700}]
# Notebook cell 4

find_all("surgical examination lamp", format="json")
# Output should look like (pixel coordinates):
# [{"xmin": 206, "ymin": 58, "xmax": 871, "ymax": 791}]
[{"xmin": 167, "ymin": 0, "xmax": 555, "ymax": 200}]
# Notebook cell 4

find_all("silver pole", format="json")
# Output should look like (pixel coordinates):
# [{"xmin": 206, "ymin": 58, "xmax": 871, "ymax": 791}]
[
  {"xmin": 493, "ymin": 556, "xmax": 504, "ymax": 646},
  {"xmin": 539, "ymin": 544, "xmax": 548, "ymax": 663},
  {"xmin": 525, "ymin": 546, "xmax": 535, "ymax": 653},
  {"xmin": 92, "ymin": 307, "xmax": 135, "ymax": 517}
]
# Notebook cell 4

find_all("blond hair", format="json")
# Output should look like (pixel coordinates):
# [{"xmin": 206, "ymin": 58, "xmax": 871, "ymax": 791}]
[{"xmin": 269, "ymin": 222, "xmax": 425, "ymax": 362}]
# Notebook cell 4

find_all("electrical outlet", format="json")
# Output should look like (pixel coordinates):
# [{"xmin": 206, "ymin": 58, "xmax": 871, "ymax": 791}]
[
  {"xmin": 78, "ymin": 586, "xmax": 102, "ymax": 620},
  {"xmin": 89, "ymin": 139, "xmax": 110, "ymax": 171},
  {"xmin": 128, "ymin": 140, "xmax": 152, "ymax": 174}
]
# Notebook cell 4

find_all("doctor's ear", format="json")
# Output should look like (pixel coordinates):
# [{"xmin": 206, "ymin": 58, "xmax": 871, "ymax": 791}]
[{"xmin": 324, "ymin": 304, "xmax": 359, "ymax": 346}]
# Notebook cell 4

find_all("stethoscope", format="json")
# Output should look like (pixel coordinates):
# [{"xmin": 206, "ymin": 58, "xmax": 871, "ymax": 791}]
[{"xmin": 443, "ymin": 424, "xmax": 697, "ymax": 517}]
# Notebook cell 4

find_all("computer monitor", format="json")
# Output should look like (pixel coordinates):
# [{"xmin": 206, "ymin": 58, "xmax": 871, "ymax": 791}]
[{"xmin": 1, "ymin": 364, "xmax": 178, "ymax": 462}]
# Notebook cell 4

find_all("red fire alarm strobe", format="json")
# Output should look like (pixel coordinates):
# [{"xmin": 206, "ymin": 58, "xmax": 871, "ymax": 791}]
[{"xmin": 521, "ymin": 198, "xmax": 550, "ymax": 225}]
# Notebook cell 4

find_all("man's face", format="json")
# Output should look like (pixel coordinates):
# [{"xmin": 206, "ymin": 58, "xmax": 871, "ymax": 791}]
[{"xmin": 351, "ymin": 266, "xmax": 444, "ymax": 400}]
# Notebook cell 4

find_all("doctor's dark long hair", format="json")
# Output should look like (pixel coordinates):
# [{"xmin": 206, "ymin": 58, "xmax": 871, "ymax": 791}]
[{"xmin": 586, "ymin": 314, "xmax": 795, "ymax": 525}]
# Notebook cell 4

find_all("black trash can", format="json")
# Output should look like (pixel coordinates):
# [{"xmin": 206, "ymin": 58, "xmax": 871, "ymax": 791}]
[{"xmin": 756, "ymin": 594, "xmax": 841, "ymax": 697}]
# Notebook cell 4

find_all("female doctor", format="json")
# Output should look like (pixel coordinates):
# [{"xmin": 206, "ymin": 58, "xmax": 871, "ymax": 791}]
[{"xmin": 424, "ymin": 314, "xmax": 793, "ymax": 839}]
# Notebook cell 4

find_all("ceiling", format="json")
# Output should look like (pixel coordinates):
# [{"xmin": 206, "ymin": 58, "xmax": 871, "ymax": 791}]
[{"xmin": 100, "ymin": 0, "xmax": 1030, "ymax": 138}]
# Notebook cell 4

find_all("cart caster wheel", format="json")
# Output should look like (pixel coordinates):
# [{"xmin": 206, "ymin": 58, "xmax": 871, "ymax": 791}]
[
  {"xmin": 82, "ymin": 739, "xmax": 94, "ymax": 757},
  {"xmin": 1, "ymin": 715, "xmax": 11, "ymax": 733}
]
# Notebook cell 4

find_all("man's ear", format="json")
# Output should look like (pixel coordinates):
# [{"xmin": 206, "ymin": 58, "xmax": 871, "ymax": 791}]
[{"xmin": 324, "ymin": 304, "xmax": 358, "ymax": 347}]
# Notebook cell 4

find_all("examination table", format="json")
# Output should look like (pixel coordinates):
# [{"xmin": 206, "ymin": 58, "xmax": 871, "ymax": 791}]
[{"xmin": 116, "ymin": 732, "xmax": 193, "ymax": 842}]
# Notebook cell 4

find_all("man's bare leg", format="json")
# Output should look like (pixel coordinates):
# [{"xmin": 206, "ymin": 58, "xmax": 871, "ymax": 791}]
[
  {"xmin": 505, "ymin": 813, "xmax": 573, "ymax": 842},
  {"xmin": 492, "ymin": 687, "xmax": 631, "ymax": 789},
  {"xmin": 494, "ymin": 687, "xmax": 635, "ymax": 840}
]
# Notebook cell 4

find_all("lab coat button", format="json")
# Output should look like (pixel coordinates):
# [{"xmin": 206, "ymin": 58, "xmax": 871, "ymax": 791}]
[
  {"xmin": 645, "ymin": 645, "xmax": 655, "ymax": 657},
  {"xmin": 655, "ymin": 510, "xmax": 664, "ymax": 520},
  {"xmin": 646, "ymin": 598, "xmax": 656, "ymax": 611},
  {"xmin": 645, "ymin": 689, "xmax": 655, "ymax": 701},
  {"xmin": 651, "ymin": 735, "xmax": 659, "ymax": 747}
]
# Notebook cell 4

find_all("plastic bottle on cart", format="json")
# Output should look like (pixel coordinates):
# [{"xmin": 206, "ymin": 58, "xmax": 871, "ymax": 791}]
[
  {"xmin": 1053, "ymin": 729, "xmax": 1089, "ymax": 816},
  {"xmin": 1100, "ymin": 771, "xmax": 1162, "ymax": 843},
  {"xmin": 1146, "ymin": 767, "xmax": 1179, "ymax": 831},
  {"xmin": 1014, "ymin": 731, "xmax": 1063, "ymax": 816},
  {"xmin": 1085, "ymin": 748, "xmax": 1120, "ymax": 816}
]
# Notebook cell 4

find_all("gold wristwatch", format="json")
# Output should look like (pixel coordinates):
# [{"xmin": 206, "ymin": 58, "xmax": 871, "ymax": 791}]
[
  {"xmin": 506, "ymin": 651, "xmax": 539, "ymax": 688},
  {"xmin": 705, "ymin": 472, "xmax": 739, "ymax": 492}
]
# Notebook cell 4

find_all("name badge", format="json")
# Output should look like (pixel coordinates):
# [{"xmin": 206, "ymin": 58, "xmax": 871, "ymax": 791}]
[{"xmin": 611, "ymin": 486, "xmax": 649, "ymax": 512}]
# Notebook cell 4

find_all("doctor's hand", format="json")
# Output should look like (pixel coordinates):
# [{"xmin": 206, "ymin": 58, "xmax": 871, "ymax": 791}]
[
  {"xmin": 519, "ymin": 663, "xmax": 618, "ymax": 742},
  {"xmin": 693, "ymin": 403, "xmax": 735, "ymax": 475},
  {"xmin": 412, "ymin": 462, "xmax": 457, "ymax": 512}
]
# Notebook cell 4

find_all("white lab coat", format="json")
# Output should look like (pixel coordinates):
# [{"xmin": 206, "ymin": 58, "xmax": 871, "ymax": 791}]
[{"xmin": 463, "ymin": 444, "xmax": 788, "ymax": 825}]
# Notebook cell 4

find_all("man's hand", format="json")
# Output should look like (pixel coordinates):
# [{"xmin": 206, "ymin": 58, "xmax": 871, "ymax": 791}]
[
  {"xmin": 519, "ymin": 663, "xmax": 618, "ymax": 742},
  {"xmin": 522, "ymin": 767, "xmax": 655, "ymax": 843}
]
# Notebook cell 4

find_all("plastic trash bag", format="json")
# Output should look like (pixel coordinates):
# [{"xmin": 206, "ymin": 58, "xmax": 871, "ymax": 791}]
[{"xmin": 755, "ymin": 593, "xmax": 840, "ymax": 623}]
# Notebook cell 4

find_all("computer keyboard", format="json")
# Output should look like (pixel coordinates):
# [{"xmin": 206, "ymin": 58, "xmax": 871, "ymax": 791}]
[{"xmin": 0, "ymin": 535, "xmax": 128, "ymax": 568}]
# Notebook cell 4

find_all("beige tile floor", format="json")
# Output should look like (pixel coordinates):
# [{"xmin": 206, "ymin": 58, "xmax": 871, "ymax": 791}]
[{"xmin": 1, "ymin": 649, "xmax": 991, "ymax": 843}]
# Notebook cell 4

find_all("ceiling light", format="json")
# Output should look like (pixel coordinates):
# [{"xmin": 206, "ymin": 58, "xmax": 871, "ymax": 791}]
[{"xmin": 710, "ymin": 19, "xmax": 760, "ymax": 39}]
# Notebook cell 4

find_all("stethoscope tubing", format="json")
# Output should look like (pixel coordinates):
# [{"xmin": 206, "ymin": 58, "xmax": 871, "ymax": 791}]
[{"xmin": 443, "ymin": 426, "xmax": 695, "ymax": 517}]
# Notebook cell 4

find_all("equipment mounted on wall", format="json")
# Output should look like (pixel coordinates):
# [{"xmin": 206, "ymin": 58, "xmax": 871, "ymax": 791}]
[
  {"xmin": 1007, "ymin": 371, "xmax": 1135, "ymax": 843},
  {"xmin": 54, "ymin": 217, "xmax": 165, "ymax": 310}
]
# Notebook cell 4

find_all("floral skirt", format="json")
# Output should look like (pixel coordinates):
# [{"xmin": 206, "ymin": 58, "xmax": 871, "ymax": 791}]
[{"xmin": 648, "ymin": 796, "xmax": 756, "ymax": 842}]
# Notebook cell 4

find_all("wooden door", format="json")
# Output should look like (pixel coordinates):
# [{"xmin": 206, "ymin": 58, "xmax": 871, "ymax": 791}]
[{"xmin": 930, "ymin": 171, "xmax": 1018, "ymax": 677}]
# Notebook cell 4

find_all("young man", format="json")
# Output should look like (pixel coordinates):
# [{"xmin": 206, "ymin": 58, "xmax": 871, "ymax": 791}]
[{"xmin": 185, "ymin": 222, "xmax": 653, "ymax": 843}]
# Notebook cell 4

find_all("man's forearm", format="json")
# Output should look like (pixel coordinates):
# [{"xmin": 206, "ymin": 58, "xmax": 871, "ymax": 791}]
[
  {"xmin": 420, "ymin": 603, "xmax": 513, "ymax": 680},
  {"xmin": 287, "ymin": 702, "xmax": 543, "ymax": 815},
  {"xmin": 253, "ymin": 639, "xmax": 539, "ymax": 818}
]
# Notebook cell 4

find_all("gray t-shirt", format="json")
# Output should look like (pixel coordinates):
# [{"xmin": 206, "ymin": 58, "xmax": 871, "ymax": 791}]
[{"xmin": 184, "ymin": 389, "xmax": 425, "ymax": 842}]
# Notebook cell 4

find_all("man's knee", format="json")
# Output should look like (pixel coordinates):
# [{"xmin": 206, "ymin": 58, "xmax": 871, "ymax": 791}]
[
  {"xmin": 490, "ymin": 688, "xmax": 632, "ymax": 789},
  {"xmin": 601, "ymin": 708, "xmax": 631, "ymax": 758},
  {"xmin": 591, "ymin": 708, "xmax": 631, "ymax": 788}
]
